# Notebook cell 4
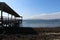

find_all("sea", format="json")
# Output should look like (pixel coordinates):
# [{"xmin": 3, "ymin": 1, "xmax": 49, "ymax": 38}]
[{"xmin": 22, "ymin": 19, "xmax": 60, "ymax": 28}]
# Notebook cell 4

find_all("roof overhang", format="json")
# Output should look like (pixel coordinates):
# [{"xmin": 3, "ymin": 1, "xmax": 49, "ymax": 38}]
[{"xmin": 0, "ymin": 2, "xmax": 20, "ymax": 17}]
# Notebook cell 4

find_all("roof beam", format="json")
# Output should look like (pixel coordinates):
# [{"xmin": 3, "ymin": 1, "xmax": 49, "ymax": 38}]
[{"xmin": 0, "ymin": 2, "xmax": 20, "ymax": 17}]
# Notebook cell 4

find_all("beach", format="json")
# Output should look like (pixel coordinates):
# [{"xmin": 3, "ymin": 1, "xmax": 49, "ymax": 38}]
[{"xmin": 0, "ymin": 27, "xmax": 60, "ymax": 40}]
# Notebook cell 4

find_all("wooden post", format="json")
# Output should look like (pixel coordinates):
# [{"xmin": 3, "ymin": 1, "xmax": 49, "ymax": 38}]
[
  {"xmin": 11, "ymin": 14, "xmax": 12, "ymax": 27},
  {"xmin": 1, "ymin": 7, "xmax": 3, "ymax": 27},
  {"xmin": 8, "ymin": 14, "xmax": 9, "ymax": 27}
]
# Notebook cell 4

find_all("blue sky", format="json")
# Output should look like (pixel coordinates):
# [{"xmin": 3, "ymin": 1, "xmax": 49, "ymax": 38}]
[{"xmin": 0, "ymin": 0, "xmax": 60, "ymax": 19}]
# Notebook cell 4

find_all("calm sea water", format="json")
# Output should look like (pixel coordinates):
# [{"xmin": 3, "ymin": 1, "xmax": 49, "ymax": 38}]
[{"xmin": 22, "ymin": 19, "xmax": 60, "ymax": 28}]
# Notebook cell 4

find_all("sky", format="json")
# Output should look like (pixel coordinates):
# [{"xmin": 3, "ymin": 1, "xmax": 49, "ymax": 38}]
[{"xmin": 0, "ymin": 0, "xmax": 60, "ymax": 19}]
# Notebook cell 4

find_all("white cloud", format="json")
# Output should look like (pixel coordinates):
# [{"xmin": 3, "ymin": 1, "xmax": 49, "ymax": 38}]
[{"xmin": 27, "ymin": 12, "xmax": 60, "ymax": 20}]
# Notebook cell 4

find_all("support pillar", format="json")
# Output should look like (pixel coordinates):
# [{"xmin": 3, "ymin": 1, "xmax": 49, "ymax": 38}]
[
  {"xmin": 8, "ymin": 14, "xmax": 9, "ymax": 27},
  {"xmin": 1, "ymin": 8, "xmax": 3, "ymax": 27},
  {"xmin": 10, "ymin": 15, "xmax": 13, "ymax": 27},
  {"xmin": 14, "ymin": 16, "xmax": 16, "ymax": 27}
]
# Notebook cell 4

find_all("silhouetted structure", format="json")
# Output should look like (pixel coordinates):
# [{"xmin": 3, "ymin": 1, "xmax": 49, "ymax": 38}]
[{"xmin": 0, "ymin": 2, "xmax": 22, "ymax": 27}]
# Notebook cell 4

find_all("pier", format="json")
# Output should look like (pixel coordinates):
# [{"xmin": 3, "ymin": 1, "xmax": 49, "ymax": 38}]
[{"xmin": 0, "ymin": 2, "xmax": 22, "ymax": 27}]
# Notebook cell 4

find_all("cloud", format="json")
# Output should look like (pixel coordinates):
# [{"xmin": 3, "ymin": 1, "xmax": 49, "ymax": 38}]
[{"xmin": 27, "ymin": 12, "xmax": 60, "ymax": 20}]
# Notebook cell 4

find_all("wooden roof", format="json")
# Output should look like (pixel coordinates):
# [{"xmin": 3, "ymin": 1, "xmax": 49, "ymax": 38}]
[{"xmin": 0, "ymin": 2, "xmax": 20, "ymax": 17}]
